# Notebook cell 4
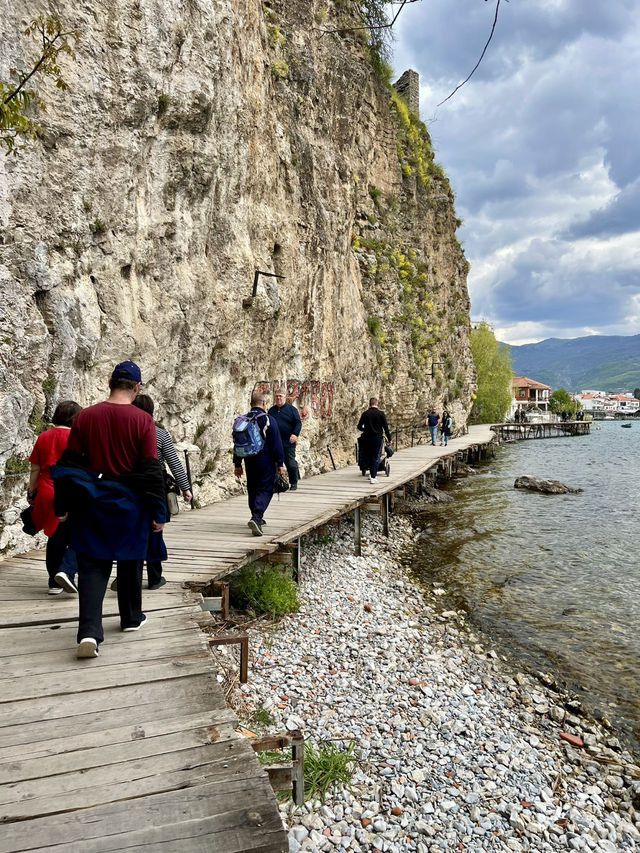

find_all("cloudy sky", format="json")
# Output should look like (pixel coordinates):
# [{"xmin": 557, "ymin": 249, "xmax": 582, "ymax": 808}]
[{"xmin": 392, "ymin": 0, "xmax": 640, "ymax": 344}]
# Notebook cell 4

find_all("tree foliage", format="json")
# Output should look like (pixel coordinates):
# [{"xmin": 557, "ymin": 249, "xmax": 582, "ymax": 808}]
[
  {"xmin": 549, "ymin": 388, "xmax": 577, "ymax": 416},
  {"xmin": 0, "ymin": 14, "xmax": 78, "ymax": 155},
  {"xmin": 470, "ymin": 321, "xmax": 513, "ymax": 424},
  {"xmin": 360, "ymin": 0, "xmax": 392, "ymax": 60}
]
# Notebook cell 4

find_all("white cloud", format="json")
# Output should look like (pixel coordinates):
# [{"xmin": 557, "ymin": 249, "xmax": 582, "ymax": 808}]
[{"xmin": 393, "ymin": 0, "xmax": 640, "ymax": 339}]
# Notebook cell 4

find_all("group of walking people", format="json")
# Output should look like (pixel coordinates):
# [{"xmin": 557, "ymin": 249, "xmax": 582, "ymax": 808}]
[
  {"xmin": 26, "ymin": 362, "xmax": 454, "ymax": 659},
  {"xmin": 27, "ymin": 361, "xmax": 191, "ymax": 658}
]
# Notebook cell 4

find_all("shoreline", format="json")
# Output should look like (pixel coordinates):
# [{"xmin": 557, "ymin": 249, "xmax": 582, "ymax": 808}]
[{"xmin": 213, "ymin": 507, "xmax": 640, "ymax": 852}]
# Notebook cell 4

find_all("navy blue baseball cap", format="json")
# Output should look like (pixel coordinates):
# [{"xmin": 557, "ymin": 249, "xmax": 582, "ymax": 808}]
[{"xmin": 111, "ymin": 361, "xmax": 142, "ymax": 383}]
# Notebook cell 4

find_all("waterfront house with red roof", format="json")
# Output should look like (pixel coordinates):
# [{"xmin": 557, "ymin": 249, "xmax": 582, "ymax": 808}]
[{"xmin": 509, "ymin": 376, "xmax": 552, "ymax": 421}]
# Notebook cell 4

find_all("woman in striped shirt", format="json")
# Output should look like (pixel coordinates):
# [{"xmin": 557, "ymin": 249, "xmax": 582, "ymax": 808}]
[{"xmin": 112, "ymin": 394, "xmax": 192, "ymax": 590}]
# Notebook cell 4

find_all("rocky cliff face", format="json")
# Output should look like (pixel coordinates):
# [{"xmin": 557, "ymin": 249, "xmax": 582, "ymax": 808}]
[{"xmin": 0, "ymin": 0, "xmax": 474, "ymax": 554}]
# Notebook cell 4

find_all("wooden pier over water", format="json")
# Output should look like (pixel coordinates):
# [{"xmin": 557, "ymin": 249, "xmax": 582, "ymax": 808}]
[
  {"xmin": 0, "ymin": 426, "xmax": 493, "ymax": 852},
  {"xmin": 491, "ymin": 420, "xmax": 591, "ymax": 442}
]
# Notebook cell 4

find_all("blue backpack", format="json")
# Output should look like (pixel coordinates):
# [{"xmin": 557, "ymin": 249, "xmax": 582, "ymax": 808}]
[{"xmin": 232, "ymin": 411, "xmax": 266, "ymax": 457}]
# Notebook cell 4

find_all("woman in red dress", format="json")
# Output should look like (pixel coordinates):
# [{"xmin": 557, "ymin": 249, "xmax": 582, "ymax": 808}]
[{"xmin": 28, "ymin": 400, "xmax": 82, "ymax": 594}]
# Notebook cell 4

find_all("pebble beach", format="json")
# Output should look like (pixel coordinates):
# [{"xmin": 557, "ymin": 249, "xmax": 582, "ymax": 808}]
[{"xmin": 216, "ymin": 507, "xmax": 640, "ymax": 853}]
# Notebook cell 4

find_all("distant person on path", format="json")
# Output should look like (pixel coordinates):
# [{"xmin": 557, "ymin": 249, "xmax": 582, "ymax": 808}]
[
  {"xmin": 268, "ymin": 390, "xmax": 302, "ymax": 491},
  {"xmin": 52, "ymin": 362, "xmax": 167, "ymax": 659},
  {"xmin": 440, "ymin": 410, "xmax": 452, "ymax": 446},
  {"xmin": 28, "ymin": 400, "xmax": 82, "ymax": 595},
  {"xmin": 110, "ymin": 394, "xmax": 192, "ymax": 592},
  {"xmin": 357, "ymin": 397, "xmax": 391, "ymax": 485},
  {"xmin": 426, "ymin": 408, "xmax": 440, "ymax": 445},
  {"xmin": 514, "ymin": 408, "xmax": 520, "ymax": 423},
  {"xmin": 234, "ymin": 391, "xmax": 285, "ymax": 536}
]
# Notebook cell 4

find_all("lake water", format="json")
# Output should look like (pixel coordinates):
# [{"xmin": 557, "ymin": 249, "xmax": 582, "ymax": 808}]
[{"xmin": 404, "ymin": 420, "xmax": 640, "ymax": 752}]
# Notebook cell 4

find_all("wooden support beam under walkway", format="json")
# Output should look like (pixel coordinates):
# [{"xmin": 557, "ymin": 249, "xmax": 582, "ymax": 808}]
[{"xmin": 0, "ymin": 425, "xmax": 494, "ymax": 852}]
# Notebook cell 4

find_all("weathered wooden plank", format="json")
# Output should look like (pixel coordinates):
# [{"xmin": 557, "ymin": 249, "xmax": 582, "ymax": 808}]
[
  {"xmin": 0, "ymin": 654, "xmax": 214, "ymax": 703},
  {"xmin": 0, "ymin": 777, "xmax": 286, "ymax": 853},
  {"xmin": 0, "ymin": 739, "xmax": 263, "ymax": 815},
  {"xmin": 0, "ymin": 672, "xmax": 229, "ymax": 743},
  {"xmin": 0, "ymin": 631, "xmax": 211, "ymax": 679},
  {"xmin": 0, "ymin": 708, "xmax": 238, "ymax": 764},
  {"xmin": 0, "ymin": 722, "xmax": 239, "ymax": 784}
]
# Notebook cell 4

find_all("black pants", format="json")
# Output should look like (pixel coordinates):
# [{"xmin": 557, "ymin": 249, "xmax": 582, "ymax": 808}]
[
  {"xmin": 45, "ymin": 521, "xmax": 71, "ymax": 588},
  {"xmin": 283, "ymin": 442, "xmax": 299, "ymax": 486},
  {"xmin": 76, "ymin": 555, "xmax": 143, "ymax": 643},
  {"xmin": 245, "ymin": 456, "xmax": 276, "ymax": 524},
  {"xmin": 359, "ymin": 436, "xmax": 384, "ymax": 476},
  {"xmin": 147, "ymin": 560, "xmax": 163, "ymax": 586}
]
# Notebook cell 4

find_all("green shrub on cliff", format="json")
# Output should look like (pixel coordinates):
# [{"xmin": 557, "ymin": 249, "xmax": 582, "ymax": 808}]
[{"xmin": 0, "ymin": 15, "xmax": 77, "ymax": 155}]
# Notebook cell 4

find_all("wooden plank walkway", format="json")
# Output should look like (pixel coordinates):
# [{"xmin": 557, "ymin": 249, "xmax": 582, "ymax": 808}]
[
  {"xmin": 165, "ymin": 425, "xmax": 495, "ymax": 582},
  {"xmin": 0, "ymin": 582, "xmax": 286, "ymax": 850},
  {"xmin": 491, "ymin": 421, "xmax": 591, "ymax": 441},
  {"xmin": 0, "ymin": 425, "xmax": 493, "ymax": 851}
]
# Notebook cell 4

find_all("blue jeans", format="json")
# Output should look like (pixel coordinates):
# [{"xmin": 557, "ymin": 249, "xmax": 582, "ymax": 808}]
[{"xmin": 429, "ymin": 426, "xmax": 438, "ymax": 445}]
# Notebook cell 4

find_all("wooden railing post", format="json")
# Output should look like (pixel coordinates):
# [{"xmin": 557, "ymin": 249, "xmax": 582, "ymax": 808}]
[{"xmin": 381, "ymin": 493, "xmax": 389, "ymax": 537}]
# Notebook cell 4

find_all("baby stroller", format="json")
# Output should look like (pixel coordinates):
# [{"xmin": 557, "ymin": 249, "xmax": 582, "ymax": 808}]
[{"xmin": 357, "ymin": 437, "xmax": 392, "ymax": 477}]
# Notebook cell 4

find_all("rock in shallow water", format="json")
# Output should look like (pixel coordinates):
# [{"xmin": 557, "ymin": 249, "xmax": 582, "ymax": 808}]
[{"xmin": 514, "ymin": 475, "xmax": 583, "ymax": 494}]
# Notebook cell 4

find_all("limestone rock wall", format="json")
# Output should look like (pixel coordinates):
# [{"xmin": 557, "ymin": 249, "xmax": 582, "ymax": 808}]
[{"xmin": 0, "ymin": 0, "xmax": 475, "ymax": 555}]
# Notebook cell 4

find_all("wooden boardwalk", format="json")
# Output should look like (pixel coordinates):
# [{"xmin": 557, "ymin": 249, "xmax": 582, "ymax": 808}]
[
  {"xmin": 164, "ymin": 425, "xmax": 495, "ymax": 583},
  {"xmin": 491, "ymin": 421, "xmax": 591, "ymax": 441},
  {"xmin": 0, "ymin": 425, "xmax": 493, "ymax": 852}
]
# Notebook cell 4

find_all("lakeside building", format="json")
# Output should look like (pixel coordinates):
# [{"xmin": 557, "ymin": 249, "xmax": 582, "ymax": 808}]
[
  {"xmin": 574, "ymin": 391, "xmax": 639, "ymax": 414},
  {"xmin": 509, "ymin": 377, "xmax": 552, "ymax": 421},
  {"xmin": 575, "ymin": 393, "xmax": 605, "ymax": 413}
]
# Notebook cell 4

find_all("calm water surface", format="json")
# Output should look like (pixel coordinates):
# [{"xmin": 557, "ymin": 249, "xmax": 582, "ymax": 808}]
[{"xmin": 405, "ymin": 421, "xmax": 640, "ymax": 751}]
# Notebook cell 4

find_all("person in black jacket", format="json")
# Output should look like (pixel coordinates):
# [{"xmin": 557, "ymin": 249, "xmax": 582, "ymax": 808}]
[
  {"xmin": 357, "ymin": 397, "xmax": 391, "ymax": 485},
  {"xmin": 234, "ymin": 391, "xmax": 285, "ymax": 536},
  {"xmin": 268, "ymin": 390, "xmax": 302, "ymax": 490}
]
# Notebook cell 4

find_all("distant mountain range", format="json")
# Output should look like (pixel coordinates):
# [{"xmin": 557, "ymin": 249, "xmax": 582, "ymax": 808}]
[{"xmin": 502, "ymin": 334, "xmax": 640, "ymax": 393}]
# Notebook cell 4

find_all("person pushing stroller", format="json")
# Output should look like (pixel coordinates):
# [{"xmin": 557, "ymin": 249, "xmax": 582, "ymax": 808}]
[{"xmin": 357, "ymin": 397, "xmax": 391, "ymax": 485}]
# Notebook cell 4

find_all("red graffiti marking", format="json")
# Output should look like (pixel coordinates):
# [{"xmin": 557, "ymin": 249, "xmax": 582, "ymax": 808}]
[{"xmin": 251, "ymin": 380, "xmax": 334, "ymax": 418}]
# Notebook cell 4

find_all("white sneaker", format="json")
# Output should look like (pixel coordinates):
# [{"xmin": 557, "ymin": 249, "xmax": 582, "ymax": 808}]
[
  {"xmin": 369, "ymin": 477, "xmax": 378, "ymax": 484},
  {"xmin": 54, "ymin": 571, "xmax": 78, "ymax": 594},
  {"xmin": 48, "ymin": 586, "xmax": 63, "ymax": 595},
  {"xmin": 77, "ymin": 638, "xmax": 99, "ymax": 658},
  {"xmin": 122, "ymin": 613, "xmax": 147, "ymax": 632}
]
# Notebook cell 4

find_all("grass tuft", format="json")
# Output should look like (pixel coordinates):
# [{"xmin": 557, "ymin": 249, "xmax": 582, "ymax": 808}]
[
  {"xmin": 304, "ymin": 740, "xmax": 356, "ymax": 803},
  {"xmin": 230, "ymin": 563, "xmax": 299, "ymax": 617}
]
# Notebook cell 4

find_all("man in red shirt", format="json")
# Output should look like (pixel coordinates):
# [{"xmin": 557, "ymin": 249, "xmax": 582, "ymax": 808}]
[{"xmin": 58, "ymin": 362, "xmax": 166, "ymax": 659}]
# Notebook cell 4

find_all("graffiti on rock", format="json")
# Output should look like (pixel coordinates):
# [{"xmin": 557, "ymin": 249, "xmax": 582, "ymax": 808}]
[{"xmin": 253, "ymin": 380, "xmax": 334, "ymax": 418}]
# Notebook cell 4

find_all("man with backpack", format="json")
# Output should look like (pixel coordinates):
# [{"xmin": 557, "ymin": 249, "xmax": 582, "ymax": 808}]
[{"xmin": 233, "ymin": 391, "xmax": 285, "ymax": 536}]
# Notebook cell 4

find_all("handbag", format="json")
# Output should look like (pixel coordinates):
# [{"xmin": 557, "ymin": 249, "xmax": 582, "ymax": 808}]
[
  {"xmin": 274, "ymin": 472, "xmax": 290, "ymax": 494},
  {"xmin": 20, "ymin": 505, "xmax": 37, "ymax": 536},
  {"xmin": 167, "ymin": 491, "xmax": 180, "ymax": 516},
  {"xmin": 165, "ymin": 471, "xmax": 180, "ymax": 516}
]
